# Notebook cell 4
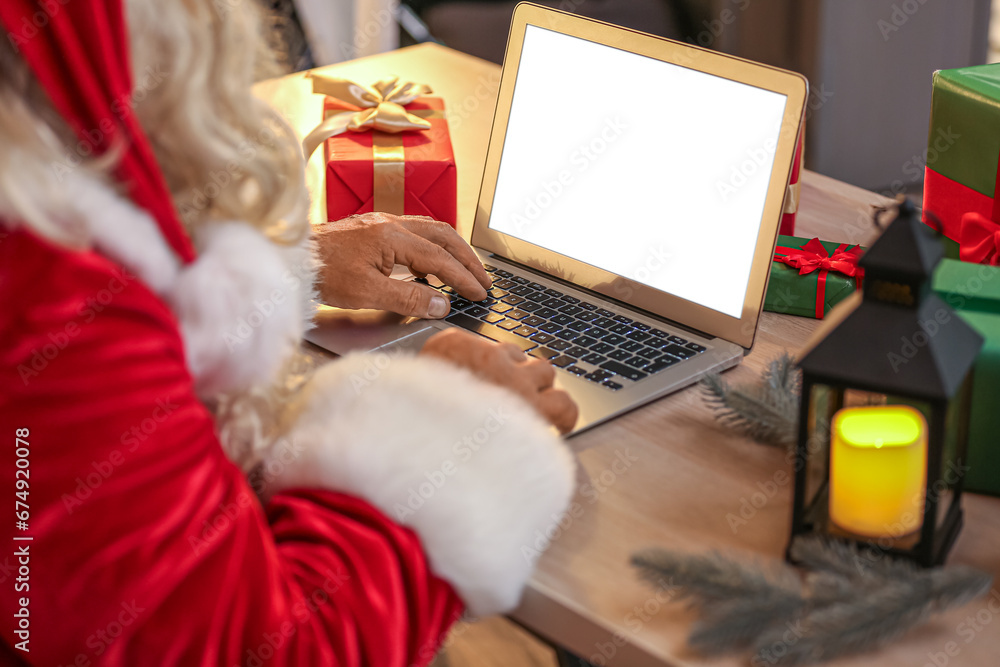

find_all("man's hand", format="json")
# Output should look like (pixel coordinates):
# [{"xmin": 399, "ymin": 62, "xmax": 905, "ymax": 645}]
[
  {"xmin": 421, "ymin": 328, "xmax": 579, "ymax": 435},
  {"xmin": 315, "ymin": 213, "xmax": 491, "ymax": 318}
]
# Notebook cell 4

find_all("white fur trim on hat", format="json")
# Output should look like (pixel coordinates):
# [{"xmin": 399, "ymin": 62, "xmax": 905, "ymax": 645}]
[
  {"xmin": 262, "ymin": 352, "xmax": 578, "ymax": 617},
  {"xmin": 41, "ymin": 173, "xmax": 314, "ymax": 397},
  {"xmin": 167, "ymin": 221, "xmax": 304, "ymax": 396}
]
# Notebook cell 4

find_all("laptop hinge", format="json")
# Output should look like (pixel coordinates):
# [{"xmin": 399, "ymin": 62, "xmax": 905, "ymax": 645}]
[{"xmin": 485, "ymin": 253, "xmax": 720, "ymax": 342}]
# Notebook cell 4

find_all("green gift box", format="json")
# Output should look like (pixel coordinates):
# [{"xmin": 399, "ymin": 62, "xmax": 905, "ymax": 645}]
[
  {"xmin": 763, "ymin": 236, "xmax": 864, "ymax": 319},
  {"xmin": 923, "ymin": 64, "xmax": 1000, "ymax": 261},
  {"xmin": 933, "ymin": 259, "xmax": 1000, "ymax": 495}
]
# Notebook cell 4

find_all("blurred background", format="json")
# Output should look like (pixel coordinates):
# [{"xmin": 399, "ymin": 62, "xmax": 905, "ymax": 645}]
[{"xmin": 258, "ymin": 0, "xmax": 996, "ymax": 202}]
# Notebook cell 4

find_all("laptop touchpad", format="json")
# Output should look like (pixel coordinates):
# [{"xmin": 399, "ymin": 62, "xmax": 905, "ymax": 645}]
[{"xmin": 305, "ymin": 305, "xmax": 436, "ymax": 356}]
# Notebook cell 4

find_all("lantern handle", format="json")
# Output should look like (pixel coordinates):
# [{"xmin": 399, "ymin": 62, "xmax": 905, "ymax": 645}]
[{"xmin": 871, "ymin": 195, "xmax": 944, "ymax": 238}]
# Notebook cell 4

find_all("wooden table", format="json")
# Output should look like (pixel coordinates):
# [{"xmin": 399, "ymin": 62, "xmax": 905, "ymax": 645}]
[{"xmin": 255, "ymin": 43, "xmax": 1000, "ymax": 667}]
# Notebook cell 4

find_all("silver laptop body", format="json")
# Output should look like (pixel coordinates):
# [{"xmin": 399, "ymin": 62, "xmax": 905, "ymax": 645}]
[{"xmin": 307, "ymin": 4, "xmax": 808, "ymax": 436}]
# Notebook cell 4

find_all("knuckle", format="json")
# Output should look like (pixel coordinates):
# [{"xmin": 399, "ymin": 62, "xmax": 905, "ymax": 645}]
[
  {"xmin": 400, "ymin": 289, "xmax": 424, "ymax": 314},
  {"xmin": 532, "ymin": 358, "xmax": 555, "ymax": 378}
]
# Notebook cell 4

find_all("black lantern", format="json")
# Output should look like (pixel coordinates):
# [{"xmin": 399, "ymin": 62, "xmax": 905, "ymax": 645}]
[{"xmin": 788, "ymin": 201, "xmax": 983, "ymax": 566}]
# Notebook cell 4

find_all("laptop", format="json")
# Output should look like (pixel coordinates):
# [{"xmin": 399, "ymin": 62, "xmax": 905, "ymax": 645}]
[{"xmin": 306, "ymin": 2, "xmax": 808, "ymax": 435}]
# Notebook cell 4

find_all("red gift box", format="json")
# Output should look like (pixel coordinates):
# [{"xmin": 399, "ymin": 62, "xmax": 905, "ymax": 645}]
[
  {"xmin": 779, "ymin": 129, "xmax": 804, "ymax": 236},
  {"xmin": 922, "ymin": 65, "xmax": 1000, "ymax": 264},
  {"xmin": 322, "ymin": 96, "xmax": 457, "ymax": 227}
]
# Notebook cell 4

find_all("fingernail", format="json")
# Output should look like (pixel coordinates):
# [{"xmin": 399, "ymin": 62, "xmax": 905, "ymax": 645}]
[{"xmin": 428, "ymin": 296, "xmax": 448, "ymax": 318}]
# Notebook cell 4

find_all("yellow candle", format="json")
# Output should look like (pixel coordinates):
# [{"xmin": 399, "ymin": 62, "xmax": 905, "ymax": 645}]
[{"xmin": 829, "ymin": 405, "xmax": 927, "ymax": 538}]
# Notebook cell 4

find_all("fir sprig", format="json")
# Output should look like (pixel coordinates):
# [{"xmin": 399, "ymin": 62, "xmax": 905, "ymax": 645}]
[
  {"xmin": 701, "ymin": 354, "xmax": 800, "ymax": 450},
  {"xmin": 630, "ymin": 538, "xmax": 993, "ymax": 666}
]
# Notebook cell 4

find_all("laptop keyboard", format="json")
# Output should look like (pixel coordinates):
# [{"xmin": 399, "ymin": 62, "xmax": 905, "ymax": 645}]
[{"xmin": 428, "ymin": 263, "xmax": 707, "ymax": 391}]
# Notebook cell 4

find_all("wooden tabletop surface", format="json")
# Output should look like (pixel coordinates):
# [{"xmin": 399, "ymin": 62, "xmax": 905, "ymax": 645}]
[{"xmin": 255, "ymin": 43, "xmax": 1000, "ymax": 667}]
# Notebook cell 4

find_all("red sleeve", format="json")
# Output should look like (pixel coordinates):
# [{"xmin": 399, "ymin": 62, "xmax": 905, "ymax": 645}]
[{"xmin": 0, "ymin": 229, "xmax": 462, "ymax": 666}]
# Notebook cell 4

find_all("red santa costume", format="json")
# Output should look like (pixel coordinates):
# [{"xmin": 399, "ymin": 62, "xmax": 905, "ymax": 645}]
[{"xmin": 0, "ymin": 1, "xmax": 576, "ymax": 665}]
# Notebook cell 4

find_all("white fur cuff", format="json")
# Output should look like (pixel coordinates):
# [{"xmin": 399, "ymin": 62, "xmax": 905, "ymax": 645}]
[{"xmin": 264, "ymin": 352, "xmax": 577, "ymax": 617}]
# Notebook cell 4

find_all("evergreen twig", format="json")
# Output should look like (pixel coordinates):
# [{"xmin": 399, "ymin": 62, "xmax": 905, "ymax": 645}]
[
  {"xmin": 631, "ymin": 539, "xmax": 993, "ymax": 666},
  {"xmin": 631, "ymin": 549, "xmax": 799, "ymax": 607},
  {"xmin": 701, "ymin": 354, "xmax": 800, "ymax": 449}
]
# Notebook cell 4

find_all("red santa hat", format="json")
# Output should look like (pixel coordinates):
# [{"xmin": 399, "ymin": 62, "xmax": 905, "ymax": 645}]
[
  {"xmin": 0, "ymin": 0, "xmax": 196, "ymax": 263},
  {"xmin": 0, "ymin": 1, "xmax": 315, "ymax": 397}
]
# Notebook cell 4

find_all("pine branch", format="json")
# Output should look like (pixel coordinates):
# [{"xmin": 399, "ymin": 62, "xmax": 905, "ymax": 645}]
[
  {"xmin": 631, "ymin": 549, "xmax": 800, "ymax": 608},
  {"xmin": 789, "ymin": 537, "xmax": 919, "ymax": 584},
  {"xmin": 701, "ymin": 354, "xmax": 800, "ymax": 450},
  {"xmin": 631, "ymin": 549, "xmax": 804, "ymax": 654},
  {"xmin": 689, "ymin": 595, "xmax": 804, "ymax": 655},
  {"xmin": 758, "ymin": 566, "xmax": 990, "ymax": 667},
  {"xmin": 759, "ymin": 545, "xmax": 992, "ymax": 665},
  {"xmin": 755, "ymin": 580, "xmax": 932, "ymax": 666},
  {"xmin": 631, "ymin": 539, "xmax": 993, "ymax": 666}
]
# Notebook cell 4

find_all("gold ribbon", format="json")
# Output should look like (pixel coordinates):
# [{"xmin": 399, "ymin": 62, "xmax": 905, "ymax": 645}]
[
  {"xmin": 303, "ymin": 74, "xmax": 438, "ymax": 216},
  {"xmin": 783, "ymin": 138, "xmax": 806, "ymax": 215},
  {"xmin": 784, "ymin": 182, "xmax": 801, "ymax": 214}
]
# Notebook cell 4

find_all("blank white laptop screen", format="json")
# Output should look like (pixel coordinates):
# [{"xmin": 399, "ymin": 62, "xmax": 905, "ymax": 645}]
[{"xmin": 487, "ymin": 25, "xmax": 789, "ymax": 319}]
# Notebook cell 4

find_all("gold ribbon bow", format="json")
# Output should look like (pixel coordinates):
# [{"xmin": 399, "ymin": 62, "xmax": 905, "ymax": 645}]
[
  {"xmin": 302, "ymin": 73, "xmax": 434, "ymax": 158},
  {"xmin": 303, "ymin": 73, "xmax": 436, "ymax": 216}
]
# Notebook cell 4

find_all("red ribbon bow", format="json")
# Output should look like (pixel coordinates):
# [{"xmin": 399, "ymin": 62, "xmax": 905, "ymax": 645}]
[
  {"xmin": 774, "ymin": 238, "xmax": 864, "ymax": 319},
  {"xmin": 957, "ymin": 149, "xmax": 1000, "ymax": 265},
  {"xmin": 960, "ymin": 212, "xmax": 1000, "ymax": 265}
]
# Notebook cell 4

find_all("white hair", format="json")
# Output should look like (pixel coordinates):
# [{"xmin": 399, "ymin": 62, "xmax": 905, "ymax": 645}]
[{"xmin": 0, "ymin": 0, "xmax": 309, "ymax": 250}]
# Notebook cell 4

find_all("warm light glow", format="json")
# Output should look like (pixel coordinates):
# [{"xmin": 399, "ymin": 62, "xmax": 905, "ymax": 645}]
[{"xmin": 829, "ymin": 405, "xmax": 927, "ymax": 538}]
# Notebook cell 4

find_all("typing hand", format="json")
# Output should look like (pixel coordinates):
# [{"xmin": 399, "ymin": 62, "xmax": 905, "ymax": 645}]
[
  {"xmin": 421, "ymin": 328, "xmax": 579, "ymax": 434},
  {"xmin": 315, "ymin": 212, "xmax": 491, "ymax": 318}
]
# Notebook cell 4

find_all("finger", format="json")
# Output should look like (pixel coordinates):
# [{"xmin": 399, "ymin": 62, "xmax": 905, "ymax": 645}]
[
  {"xmin": 520, "ymin": 356, "xmax": 556, "ymax": 390},
  {"xmin": 398, "ymin": 216, "xmax": 492, "ymax": 291},
  {"xmin": 537, "ymin": 388, "xmax": 579, "ymax": 434},
  {"xmin": 366, "ymin": 273, "xmax": 451, "ymax": 319},
  {"xmin": 391, "ymin": 229, "xmax": 489, "ymax": 302},
  {"xmin": 500, "ymin": 342, "xmax": 525, "ymax": 362}
]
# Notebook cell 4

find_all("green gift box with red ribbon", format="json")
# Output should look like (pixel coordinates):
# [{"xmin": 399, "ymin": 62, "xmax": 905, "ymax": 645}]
[
  {"xmin": 763, "ymin": 236, "xmax": 864, "ymax": 319},
  {"xmin": 923, "ymin": 64, "xmax": 1000, "ymax": 265}
]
